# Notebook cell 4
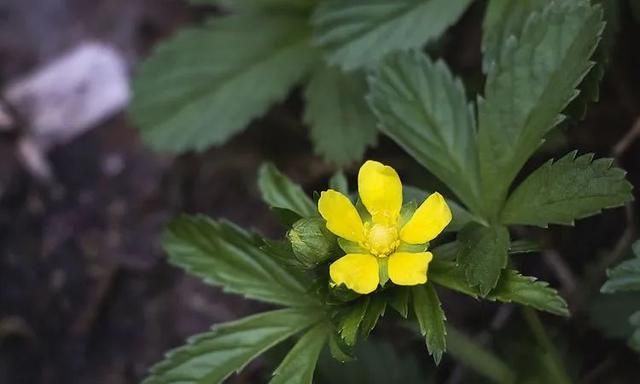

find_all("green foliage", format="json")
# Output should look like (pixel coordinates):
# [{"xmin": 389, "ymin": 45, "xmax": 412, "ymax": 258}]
[
  {"xmin": 457, "ymin": 224, "xmax": 510, "ymax": 296},
  {"xmin": 131, "ymin": 11, "xmax": 316, "ymax": 152},
  {"xmin": 312, "ymin": 0, "xmax": 473, "ymax": 70},
  {"xmin": 143, "ymin": 308, "xmax": 320, "ymax": 384},
  {"xmin": 429, "ymin": 260, "xmax": 569, "ymax": 316},
  {"xmin": 369, "ymin": 52, "xmax": 482, "ymax": 213},
  {"xmin": 317, "ymin": 340, "xmax": 429, "ymax": 384},
  {"xmin": 599, "ymin": 241, "xmax": 640, "ymax": 351},
  {"xmin": 270, "ymin": 323, "xmax": 328, "ymax": 384},
  {"xmin": 164, "ymin": 215, "xmax": 316, "ymax": 307},
  {"xmin": 328, "ymin": 171, "xmax": 349, "ymax": 194},
  {"xmin": 338, "ymin": 297, "xmax": 370, "ymax": 345},
  {"xmin": 477, "ymin": 0, "xmax": 604, "ymax": 215},
  {"xmin": 304, "ymin": 66, "xmax": 378, "ymax": 165},
  {"xmin": 258, "ymin": 163, "xmax": 317, "ymax": 218},
  {"xmin": 502, "ymin": 152, "xmax": 633, "ymax": 227},
  {"xmin": 412, "ymin": 283, "xmax": 447, "ymax": 364}
]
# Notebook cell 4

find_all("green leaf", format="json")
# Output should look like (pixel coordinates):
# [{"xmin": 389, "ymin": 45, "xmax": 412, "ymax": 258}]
[
  {"xmin": 270, "ymin": 323, "xmax": 328, "ymax": 384},
  {"xmin": 312, "ymin": 0, "xmax": 472, "ymax": 70},
  {"xmin": 481, "ymin": 0, "xmax": 547, "ymax": 72},
  {"xmin": 328, "ymin": 171, "xmax": 349, "ymax": 194},
  {"xmin": 502, "ymin": 152, "xmax": 633, "ymax": 227},
  {"xmin": 629, "ymin": 311, "xmax": 640, "ymax": 352},
  {"xmin": 131, "ymin": 12, "xmax": 317, "ymax": 152},
  {"xmin": 388, "ymin": 286, "xmax": 410, "ymax": 318},
  {"xmin": 369, "ymin": 52, "xmax": 482, "ymax": 213},
  {"xmin": 402, "ymin": 185, "xmax": 479, "ymax": 232},
  {"xmin": 457, "ymin": 224, "xmax": 510, "ymax": 296},
  {"xmin": 490, "ymin": 271, "xmax": 569, "ymax": 317},
  {"xmin": 477, "ymin": 1, "xmax": 604, "ymax": 216},
  {"xmin": 360, "ymin": 294, "xmax": 387, "ymax": 337},
  {"xmin": 328, "ymin": 331, "xmax": 355, "ymax": 363},
  {"xmin": 509, "ymin": 239, "xmax": 542, "ymax": 255},
  {"xmin": 143, "ymin": 308, "xmax": 319, "ymax": 384},
  {"xmin": 601, "ymin": 253, "xmax": 640, "ymax": 294},
  {"xmin": 429, "ymin": 260, "xmax": 569, "ymax": 316},
  {"xmin": 164, "ymin": 215, "xmax": 316, "ymax": 307},
  {"xmin": 304, "ymin": 66, "xmax": 378, "ymax": 165},
  {"xmin": 412, "ymin": 283, "xmax": 447, "ymax": 364},
  {"xmin": 339, "ymin": 297, "xmax": 369, "ymax": 345},
  {"xmin": 258, "ymin": 163, "xmax": 317, "ymax": 218}
]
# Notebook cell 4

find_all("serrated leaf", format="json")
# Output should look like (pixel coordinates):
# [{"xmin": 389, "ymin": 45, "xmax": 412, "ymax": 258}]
[
  {"xmin": 270, "ymin": 323, "xmax": 328, "ymax": 384},
  {"xmin": 477, "ymin": 1, "xmax": 604, "ymax": 215},
  {"xmin": 481, "ymin": 0, "xmax": 548, "ymax": 72},
  {"xmin": 258, "ymin": 163, "xmax": 317, "ymax": 218},
  {"xmin": 143, "ymin": 308, "xmax": 319, "ymax": 384},
  {"xmin": 312, "ymin": 0, "xmax": 472, "ymax": 70},
  {"xmin": 164, "ymin": 215, "xmax": 316, "ymax": 307},
  {"xmin": 388, "ymin": 286, "xmax": 410, "ymax": 318},
  {"xmin": 402, "ymin": 185, "xmax": 478, "ymax": 232},
  {"xmin": 457, "ymin": 224, "xmax": 510, "ymax": 296},
  {"xmin": 601, "ymin": 256, "xmax": 640, "ymax": 294},
  {"xmin": 429, "ymin": 260, "xmax": 569, "ymax": 316},
  {"xmin": 412, "ymin": 283, "xmax": 447, "ymax": 364},
  {"xmin": 489, "ymin": 271, "xmax": 569, "ymax": 317},
  {"xmin": 339, "ymin": 297, "xmax": 369, "ymax": 345},
  {"xmin": 369, "ymin": 52, "xmax": 482, "ymax": 213},
  {"xmin": 502, "ymin": 152, "xmax": 633, "ymax": 227},
  {"xmin": 360, "ymin": 294, "xmax": 387, "ymax": 337},
  {"xmin": 131, "ymin": 12, "xmax": 317, "ymax": 152},
  {"xmin": 304, "ymin": 66, "xmax": 378, "ymax": 165},
  {"xmin": 328, "ymin": 331, "xmax": 355, "ymax": 363}
]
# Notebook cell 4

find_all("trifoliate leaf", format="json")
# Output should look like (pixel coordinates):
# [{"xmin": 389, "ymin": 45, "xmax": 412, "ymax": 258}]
[
  {"xmin": 601, "ymin": 247, "xmax": 640, "ymax": 293},
  {"xmin": 369, "ymin": 52, "xmax": 482, "ymax": 213},
  {"xmin": 258, "ymin": 163, "xmax": 317, "ymax": 218},
  {"xmin": 304, "ymin": 66, "xmax": 378, "ymax": 166},
  {"xmin": 312, "ymin": 0, "xmax": 472, "ymax": 70},
  {"xmin": 143, "ymin": 308, "xmax": 320, "ymax": 384},
  {"xmin": 270, "ymin": 323, "xmax": 328, "ymax": 384},
  {"xmin": 489, "ymin": 271, "xmax": 569, "ymax": 317},
  {"xmin": 131, "ymin": 12, "xmax": 317, "ymax": 152},
  {"xmin": 164, "ymin": 215, "xmax": 316, "ymax": 307},
  {"xmin": 402, "ymin": 185, "xmax": 478, "ymax": 232},
  {"xmin": 430, "ymin": 260, "xmax": 569, "ymax": 316},
  {"xmin": 477, "ymin": 1, "xmax": 604, "ymax": 215},
  {"xmin": 502, "ymin": 152, "xmax": 633, "ymax": 227},
  {"xmin": 457, "ymin": 224, "xmax": 510, "ymax": 296},
  {"xmin": 412, "ymin": 283, "xmax": 447, "ymax": 364}
]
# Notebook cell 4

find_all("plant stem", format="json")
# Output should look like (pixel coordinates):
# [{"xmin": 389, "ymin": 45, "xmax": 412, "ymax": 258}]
[
  {"xmin": 521, "ymin": 308, "xmax": 573, "ymax": 384},
  {"xmin": 446, "ymin": 325, "xmax": 516, "ymax": 384}
]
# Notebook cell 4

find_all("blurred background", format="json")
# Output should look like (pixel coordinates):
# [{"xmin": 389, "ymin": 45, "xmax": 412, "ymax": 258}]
[{"xmin": 0, "ymin": 1, "xmax": 639, "ymax": 383}]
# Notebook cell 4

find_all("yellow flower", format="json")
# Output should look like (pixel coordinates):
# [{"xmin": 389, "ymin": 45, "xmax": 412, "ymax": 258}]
[{"xmin": 318, "ymin": 160, "xmax": 452, "ymax": 294}]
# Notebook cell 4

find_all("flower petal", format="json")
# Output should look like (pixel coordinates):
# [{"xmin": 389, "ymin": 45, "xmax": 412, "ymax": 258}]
[
  {"xmin": 330, "ymin": 253, "xmax": 379, "ymax": 294},
  {"xmin": 358, "ymin": 160, "xmax": 402, "ymax": 224},
  {"xmin": 399, "ymin": 192, "xmax": 452, "ymax": 244},
  {"xmin": 388, "ymin": 252, "xmax": 433, "ymax": 286},
  {"xmin": 318, "ymin": 190, "xmax": 365, "ymax": 242}
]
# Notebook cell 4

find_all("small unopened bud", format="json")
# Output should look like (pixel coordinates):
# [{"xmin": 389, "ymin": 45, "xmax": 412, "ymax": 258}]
[{"xmin": 287, "ymin": 218, "xmax": 339, "ymax": 268}]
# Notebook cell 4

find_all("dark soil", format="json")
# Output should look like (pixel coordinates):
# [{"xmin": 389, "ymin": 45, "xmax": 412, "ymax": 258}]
[{"xmin": 0, "ymin": 1, "xmax": 639, "ymax": 384}]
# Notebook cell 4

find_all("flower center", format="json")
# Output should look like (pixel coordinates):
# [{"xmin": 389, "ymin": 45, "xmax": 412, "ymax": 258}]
[{"xmin": 364, "ymin": 223, "xmax": 399, "ymax": 257}]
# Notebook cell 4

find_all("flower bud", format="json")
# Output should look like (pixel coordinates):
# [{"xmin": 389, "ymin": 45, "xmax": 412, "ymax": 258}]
[{"xmin": 287, "ymin": 218, "xmax": 339, "ymax": 268}]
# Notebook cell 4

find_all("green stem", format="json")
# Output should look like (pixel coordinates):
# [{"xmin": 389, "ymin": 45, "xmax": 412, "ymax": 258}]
[
  {"xmin": 446, "ymin": 326, "xmax": 516, "ymax": 384},
  {"xmin": 521, "ymin": 308, "xmax": 573, "ymax": 384}
]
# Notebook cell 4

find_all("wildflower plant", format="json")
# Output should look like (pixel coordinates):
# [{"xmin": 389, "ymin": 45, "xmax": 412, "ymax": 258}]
[{"xmin": 142, "ymin": 0, "xmax": 634, "ymax": 383}]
